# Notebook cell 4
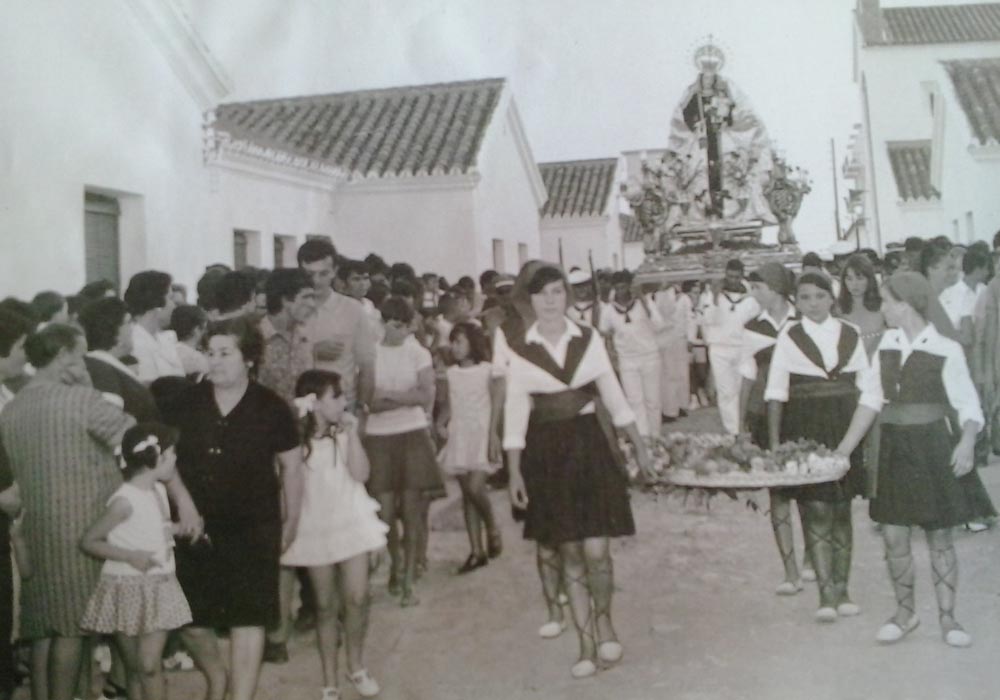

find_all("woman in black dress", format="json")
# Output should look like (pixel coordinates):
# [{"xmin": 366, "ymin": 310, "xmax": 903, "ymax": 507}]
[
  {"xmin": 765, "ymin": 273, "xmax": 882, "ymax": 623},
  {"xmin": 504, "ymin": 264, "xmax": 655, "ymax": 679},
  {"xmin": 164, "ymin": 317, "xmax": 304, "ymax": 700},
  {"xmin": 841, "ymin": 272, "xmax": 986, "ymax": 647}
]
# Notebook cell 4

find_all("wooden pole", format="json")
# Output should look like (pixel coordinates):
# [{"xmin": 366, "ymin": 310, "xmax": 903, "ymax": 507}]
[
  {"xmin": 558, "ymin": 238, "xmax": 564, "ymax": 269},
  {"xmin": 830, "ymin": 138, "xmax": 843, "ymax": 244}
]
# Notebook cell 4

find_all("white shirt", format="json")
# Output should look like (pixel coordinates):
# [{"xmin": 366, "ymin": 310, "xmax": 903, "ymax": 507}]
[
  {"xmin": 501, "ymin": 320, "xmax": 635, "ymax": 450},
  {"xmin": 763, "ymin": 316, "xmax": 881, "ymax": 412},
  {"xmin": 872, "ymin": 324, "xmax": 984, "ymax": 429},
  {"xmin": 568, "ymin": 301, "xmax": 603, "ymax": 327},
  {"xmin": 87, "ymin": 349, "xmax": 138, "ymax": 378},
  {"xmin": 365, "ymin": 340, "xmax": 433, "ymax": 436},
  {"xmin": 103, "ymin": 483, "xmax": 175, "ymax": 576},
  {"xmin": 738, "ymin": 306, "xmax": 797, "ymax": 381},
  {"xmin": 939, "ymin": 281, "xmax": 977, "ymax": 329},
  {"xmin": 699, "ymin": 289, "xmax": 761, "ymax": 347},
  {"xmin": 131, "ymin": 325, "xmax": 184, "ymax": 384},
  {"xmin": 598, "ymin": 296, "xmax": 663, "ymax": 359}
]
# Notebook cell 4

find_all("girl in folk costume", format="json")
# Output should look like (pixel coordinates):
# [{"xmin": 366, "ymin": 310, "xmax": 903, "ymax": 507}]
[
  {"xmin": 80, "ymin": 423, "xmax": 193, "ymax": 700},
  {"xmin": 504, "ymin": 264, "xmax": 656, "ymax": 679},
  {"xmin": 737, "ymin": 263, "xmax": 810, "ymax": 595},
  {"xmin": 283, "ymin": 370, "xmax": 387, "ymax": 699},
  {"xmin": 764, "ymin": 272, "xmax": 882, "ymax": 622},
  {"xmin": 436, "ymin": 322, "xmax": 503, "ymax": 573},
  {"xmin": 837, "ymin": 273, "xmax": 988, "ymax": 647},
  {"xmin": 598, "ymin": 270, "xmax": 665, "ymax": 438}
]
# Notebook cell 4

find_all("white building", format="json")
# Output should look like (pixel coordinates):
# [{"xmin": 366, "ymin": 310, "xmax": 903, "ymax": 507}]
[
  {"xmin": 537, "ymin": 158, "xmax": 626, "ymax": 271},
  {"xmin": 209, "ymin": 78, "xmax": 546, "ymax": 281},
  {"xmin": 848, "ymin": 0, "xmax": 1000, "ymax": 251},
  {"xmin": 0, "ymin": 0, "xmax": 232, "ymax": 299},
  {"xmin": 1, "ymin": 2, "xmax": 545, "ymax": 298}
]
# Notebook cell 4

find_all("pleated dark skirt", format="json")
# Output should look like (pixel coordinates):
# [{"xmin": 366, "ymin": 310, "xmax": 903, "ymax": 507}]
[
  {"xmin": 778, "ymin": 390, "xmax": 866, "ymax": 502},
  {"xmin": 521, "ymin": 413, "xmax": 635, "ymax": 547},
  {"xmin": 870, "ymin": 419, "xmax": 997, "ymax": 530}
]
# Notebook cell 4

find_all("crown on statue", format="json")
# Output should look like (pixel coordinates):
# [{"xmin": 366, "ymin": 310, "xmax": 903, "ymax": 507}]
[{"xmin": 693, "ymin": 42, "xmax": 726, "ymax": 74}]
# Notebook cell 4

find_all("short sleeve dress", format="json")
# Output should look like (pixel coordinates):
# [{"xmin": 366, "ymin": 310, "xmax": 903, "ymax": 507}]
[{"xmin": 164, "ymin": 381, "xmax": 299, "ymax": 629}]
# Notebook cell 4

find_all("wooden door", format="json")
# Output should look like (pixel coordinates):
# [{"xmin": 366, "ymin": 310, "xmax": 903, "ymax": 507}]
[{"xmin": 84, "ymin": 193, "xmax": 120, "ymax": 287}]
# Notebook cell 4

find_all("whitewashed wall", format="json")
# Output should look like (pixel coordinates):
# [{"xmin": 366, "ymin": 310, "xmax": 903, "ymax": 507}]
[
  {"xmin": 856, "ymin": 37, "xmax": 1000, "ymax": 249},
  {"xmin": 540, "ymin": 216, "xmax": 622, "ymax": 271},
  {"xmin": 0, "ymin": 1, "xmax": 218, "ymax": 298}
]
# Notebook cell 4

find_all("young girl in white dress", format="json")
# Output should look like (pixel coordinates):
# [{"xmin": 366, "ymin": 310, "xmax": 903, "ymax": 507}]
[
  {"xmin": 283, "ymin": 369, "xmax": 388, "ymax": 700},
  {"xmin": 435, "ymin": 322, "xmax": 503, "ymax": 573},
  {"xmin": 80, "ymin": 422, "xmax": 193, "ymax": 700}
]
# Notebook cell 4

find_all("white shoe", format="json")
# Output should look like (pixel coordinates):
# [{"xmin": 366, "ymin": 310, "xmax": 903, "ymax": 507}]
[
  {"xmin": 570, "ymin": 659, "xmax": 597, "ymax": 679},
  {"xmin": 815, "ymin": 607, "xmax": 837, "ymax": 623},
  {"xmin": 94, "ymin": 644, "xmax": 112, "ymax": 674},
  {"xmin": 538, "ymin": 620, "xmax": 567, "ymax": 639},
  {"xmin": 837, "ymin": 602, "xmax": 861, "ymax": 617},
  {"xmin": 348, "ymin": 669, "xmax": 381, "ymax": 697},
  {"xmin": 775, "ymin": 580, "xmax": 803, "ymax": 596},
  {"xmin": 801, "ymin": 567, "xmax": 817, "ymax": 582},
  {"xmin": 876, "ymin": 615, "xmax": 919, "ymax": 644},
  {"xmin": 944, "ymin": 627, "xmax": 972, "ymax": 648},
  {"xmin": 598, "ymin": 641, "xmax": 623, "ymax": 663}
]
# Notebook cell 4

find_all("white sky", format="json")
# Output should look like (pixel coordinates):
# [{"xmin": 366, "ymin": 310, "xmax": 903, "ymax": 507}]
[{"xmin": 185, "ymin": 0, "xmax": 971, "ymax": 254}]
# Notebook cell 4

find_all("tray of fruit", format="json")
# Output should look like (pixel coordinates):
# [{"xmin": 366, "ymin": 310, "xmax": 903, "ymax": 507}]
[{"xmin": 629, "ymin": 433, "xmax": 850, "ymax": 489}]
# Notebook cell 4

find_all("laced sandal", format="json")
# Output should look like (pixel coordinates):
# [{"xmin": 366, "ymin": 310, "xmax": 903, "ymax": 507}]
[
  {"xmin": 598, "ymin": 640, "xmax": 623, "ymax": 663},
  {"xmin": 348, "ymin": 668, "xmax": 381, "ymax": 697},
  {"xmin": 538, "ymin": 620, "xmax": 567, "ymax": 639},
  {"xmin": 876, "ymin": 615, "xmax": 919, "ymax": 644},
  {"xmin": 941, "ymin": 615, "xmax": 972, "ymax": 648},
  {"xmin": 570, "ymin": 659, "xmax": 597, "ymax": 679},
  {"xmin": 814, "ymin": 607, "xmax": 838, "ymax": 623},
  {"xmin": 775, "ymin": 580, "xmax": 803, "ymax": 596}
]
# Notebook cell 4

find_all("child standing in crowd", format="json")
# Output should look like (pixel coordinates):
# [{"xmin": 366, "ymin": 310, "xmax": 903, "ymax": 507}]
[
  {"xmin": 80, "ymin": 423, "xmax": 192, "ymax": 700},
  {"xmin": 436, "ymin": 323, "xmax": 503, "ymax": 573},
  {"xmin": 283, "ymin": 370, "xmax": 386, "ymax": 699}
]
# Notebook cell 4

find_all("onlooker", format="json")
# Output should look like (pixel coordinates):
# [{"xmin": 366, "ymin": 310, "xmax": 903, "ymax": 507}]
[
  {"xmin": 0, "ymin": 324, "xmax": 134, "ymax": 700},
  {"xmin": 0, "ymin": 309, "xmax": 33, "ymax": 410},
  {"xmin": 170, "ymin": 305, "xmax": 210, "ymax": 379},
  {"xmin": 78, "ymin": 297, "xmax": 159, "ymax": 423},
  {"xmin": 258, "ymin": 269, "xmax": 317, "ymax": 404},
  {"xmin": 124, "ymin": 271, "xmax": 184, "ymax": 384},
  {"xmin": 215, "ymin": 270, "xmax": 258, "ymax": 321},
  {"xmin": 298, "ymin": 239, "xmax": 376, "ymax": 409},
  {"xmin": 30, "ymin": 291, "xmax": 70, "ymax": 326}
]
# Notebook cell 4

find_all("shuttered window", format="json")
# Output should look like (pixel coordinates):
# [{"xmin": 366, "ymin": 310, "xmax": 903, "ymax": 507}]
[{"xmin": 84, "ymin": 193, "xmax": 121, "ymax": 288}]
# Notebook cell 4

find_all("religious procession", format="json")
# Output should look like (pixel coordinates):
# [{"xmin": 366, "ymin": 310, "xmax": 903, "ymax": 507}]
[{"xmin": 4, "ymin": 1, "xmax": 1000, "ymax": 699}]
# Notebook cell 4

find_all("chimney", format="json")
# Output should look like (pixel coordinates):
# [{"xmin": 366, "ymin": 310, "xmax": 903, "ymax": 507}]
[{"xmin": 857, "ymin": 0, "xmax": 884, "ymax": 45}]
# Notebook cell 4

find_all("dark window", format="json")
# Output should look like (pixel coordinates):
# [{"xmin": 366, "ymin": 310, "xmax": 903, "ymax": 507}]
[{"xmin": 84, "ymin": 193, "xmax": 121, "ymax": 288}]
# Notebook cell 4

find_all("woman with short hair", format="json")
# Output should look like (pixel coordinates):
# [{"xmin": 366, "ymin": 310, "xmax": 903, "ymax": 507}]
[{"xmin": 163, "ymin": 316, "xmax": 304, "ymax": 700}]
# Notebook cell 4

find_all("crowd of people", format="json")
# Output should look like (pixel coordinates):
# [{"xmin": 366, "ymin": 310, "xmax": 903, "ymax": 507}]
[{"xmin": 0, "ymin": 230, "xmax": 997, "ymax": 698}]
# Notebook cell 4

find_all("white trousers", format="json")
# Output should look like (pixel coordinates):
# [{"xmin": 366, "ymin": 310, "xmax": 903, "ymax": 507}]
[
  {"xmin": 619, "ymin": 352, "xmax": 662, "ymax": 438},
  {"xmin": 709, "ymin": 344, "xmax": 743, "ymax": 435},
  {"xmin": 659, "ymin": 338, "xmax": 690, "ymax": 418}
]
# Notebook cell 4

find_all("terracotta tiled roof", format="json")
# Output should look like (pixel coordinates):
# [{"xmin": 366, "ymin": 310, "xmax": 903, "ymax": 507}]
[
  {"xmin": 539, "ymin": 159, "xmax": 618, "ymax": 217},
  {"xmin": 861, "ymin": 3, "xmax": 1000, "ymax": 46},
  {"xmin": 942, "ymin": 58, "xmax": 1000, "ymax": 145},
  {"xmin": 620, "ymin": 214, "xmax": 643, "ymax": 243},
  {"xmin": 886, "ymin": 141, "xmax": 940, "ymax": 201},
  {"xmin": 211, "ymin": 78, "xmax": 504, "ymax": 177}
]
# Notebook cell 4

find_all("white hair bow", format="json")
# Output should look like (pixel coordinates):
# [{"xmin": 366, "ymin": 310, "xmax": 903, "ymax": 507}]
[
  {"xmin": 133, "ymin": 435, "xmax": 160, "ymax": 455},
  {"xmin": 294, "ymin": 393, "xmax": 317, "ymax": 418}
]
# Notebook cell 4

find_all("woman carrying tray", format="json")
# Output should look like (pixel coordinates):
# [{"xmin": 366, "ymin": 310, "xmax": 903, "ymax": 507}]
[
  {"xmin": 764, "ymin": 272, "xmax": 882, "ymax": 623},
  {"xmin": 503, "ymin": 263, "xmax": 655, "ymax": 679},
  {"xmin": 738, "ymin": 262, "xmax": 810, "ymax": 596},
  {"xmin": 837, "ymin": 272, "xmax": 988, "ymax": 647}
]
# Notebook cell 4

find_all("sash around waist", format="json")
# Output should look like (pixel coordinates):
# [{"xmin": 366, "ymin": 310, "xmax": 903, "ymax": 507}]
[
  {"xmin": 880, "ymin": 403, "xmax": 948, "ymax": 426},
  {"xmin": 529, "ymin": 385, "xmax": 597, "ymax": 425},
  {"xmin": 788, "ymin": 375, "xmax": 858, "ymax": 400}
]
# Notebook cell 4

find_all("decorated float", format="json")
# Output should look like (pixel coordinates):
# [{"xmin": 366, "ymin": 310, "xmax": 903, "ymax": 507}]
[{"xmin": 623, "ymin": 40, "xmax": 812, "ymax": 284}]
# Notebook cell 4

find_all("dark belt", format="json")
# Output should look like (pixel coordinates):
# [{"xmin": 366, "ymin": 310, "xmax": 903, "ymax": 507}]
[
  {"xmin": 528, "ymin": 387, "xmax": 596, "ymax": 426},
  {"xmin": 880, "ymin": 403, "xmax": 948, "ymax": 426}
]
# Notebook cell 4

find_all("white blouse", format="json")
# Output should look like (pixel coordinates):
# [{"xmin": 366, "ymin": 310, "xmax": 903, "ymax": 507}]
[
  {"xmin": 763, "ymin": 316, "xmax": 882, "ymax": 412},
  {"xmin": 738, "ymin": 307, "xmax": 797, "ymax": 382},
  {"xmin": 873, "ymin": 324, "xmax": 984, "ymax": 429},
  {"xmin": 501, "ymin": 320, "xmax": 635, "ymax": 451}
]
